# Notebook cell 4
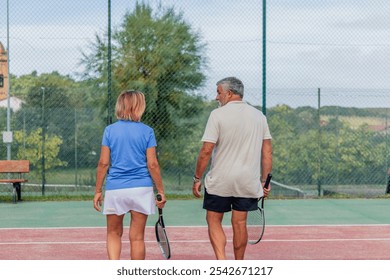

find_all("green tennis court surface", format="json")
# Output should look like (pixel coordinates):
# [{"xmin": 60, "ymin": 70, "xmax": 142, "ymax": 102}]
[{"xmin": 0, "ymin": 199, "xmax": 388, "ymax": 228}]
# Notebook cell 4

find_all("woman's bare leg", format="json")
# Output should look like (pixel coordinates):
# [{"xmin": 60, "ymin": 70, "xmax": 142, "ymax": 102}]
[
  {"xmin": 129, "ymin": 211, "xmax": 148, "ymax": 260},
  {"xmin": 106, "ymin": 214, "xmax": 125, "ymax": 259}
]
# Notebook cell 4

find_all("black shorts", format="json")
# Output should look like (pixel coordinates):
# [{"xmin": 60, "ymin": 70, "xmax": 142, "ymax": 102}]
[{"xmin": 203, "ymin": 189, "xmax": 258, "ymax": 213}]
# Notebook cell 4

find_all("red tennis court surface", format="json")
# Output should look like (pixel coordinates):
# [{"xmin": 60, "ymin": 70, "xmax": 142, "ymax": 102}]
[{"xmin": 1, "ymin": 225, "xmax": 390, "ymax": 260}]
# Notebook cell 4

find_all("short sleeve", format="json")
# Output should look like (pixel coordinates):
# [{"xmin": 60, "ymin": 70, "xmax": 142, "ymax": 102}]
[
  {"xmin": 102, "ymin": 127, "xmax": 110, "ymax": 147},
  {"xmin": 262, "ymin": 116, "xmax": 272, "ymax": 140},
  {"xmin": 201, "ymin": 111, "xmax": 219, "ymax": 143},
  {"xmin": 146, "ymin": 128, "xmax": 157, "ymax": 148}
]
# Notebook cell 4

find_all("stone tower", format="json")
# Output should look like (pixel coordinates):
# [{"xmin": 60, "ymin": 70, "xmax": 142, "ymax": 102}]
[{"xmin": 0, "ymin": 41, "xmax": 8, "ymax": 101}]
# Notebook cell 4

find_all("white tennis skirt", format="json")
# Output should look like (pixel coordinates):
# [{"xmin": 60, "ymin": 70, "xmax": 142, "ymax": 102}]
[{"xmin": 103, "ymin": 187, "xmax": 155, "ymax": 216}]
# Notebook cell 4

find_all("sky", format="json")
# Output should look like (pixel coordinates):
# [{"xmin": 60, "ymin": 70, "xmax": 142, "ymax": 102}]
[{"xmin": 1, "ymin": 0, "xmax": 390, "ymax": 108}]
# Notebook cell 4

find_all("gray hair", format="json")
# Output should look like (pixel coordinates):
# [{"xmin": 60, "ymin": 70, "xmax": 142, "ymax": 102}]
[{"xmin": 216, "ymin": 77, "xmax": 244, "ymax": 98}]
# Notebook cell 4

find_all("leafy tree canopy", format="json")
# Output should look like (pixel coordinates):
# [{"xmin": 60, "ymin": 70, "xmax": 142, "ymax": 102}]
[{"xmin": 81, "ymin": 2, "xmax": 208, "ymax": 139}]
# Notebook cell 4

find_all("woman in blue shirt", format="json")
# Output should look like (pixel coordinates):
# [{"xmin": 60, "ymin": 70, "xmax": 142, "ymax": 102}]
[{"xmin": 93, "ymin": 90, "xmax": 166, "ymax": 260}]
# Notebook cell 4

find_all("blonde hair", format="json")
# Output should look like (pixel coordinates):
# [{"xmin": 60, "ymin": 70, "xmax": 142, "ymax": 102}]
[{"xmin": 115, "ymin": 90, "xmax": 146, "ymax": 121}]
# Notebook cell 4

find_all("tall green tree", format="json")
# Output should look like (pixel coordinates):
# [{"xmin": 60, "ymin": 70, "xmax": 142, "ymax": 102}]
[
  {"xmin": 13, "ymin": 128, "xmax": 67, "ymax": 174},
  {"xmin": 12, "ymin": 71, "xmax": 102, "ymax": 169},
  {"xmin": 15, "ymin": 72, "xmax": 76, "ymax": 167},
  {"xmin": 81, "ymin": 2, "xmax": 207, "ymax": 140}
]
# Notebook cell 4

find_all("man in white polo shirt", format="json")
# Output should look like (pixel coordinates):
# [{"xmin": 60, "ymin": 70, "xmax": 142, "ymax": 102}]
[{"xmin": 193, "ymin": 76, "xmax": 272, "ymax": 260}]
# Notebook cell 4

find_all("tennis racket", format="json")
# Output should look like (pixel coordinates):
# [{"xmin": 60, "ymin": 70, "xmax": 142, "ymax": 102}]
[
  {"xmin": 155, "ymin": 194, "xmax": 171, "ymax": 259},
  {"xmin": 248, "ymin": 173, "xmax": 272, "ymax": 245}
]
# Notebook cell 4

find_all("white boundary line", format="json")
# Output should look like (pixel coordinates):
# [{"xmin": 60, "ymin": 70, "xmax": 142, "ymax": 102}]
[
  {"xmin": 1, "ymin": 224, "xmax": 390, "ymax": 230},
  {"xmin": 2, "ymin": 237, "xmax": 390, "ymax": 246},
  {"xmin": 1, "ymin": 224, "xmax": 390, "ymax": 246}
]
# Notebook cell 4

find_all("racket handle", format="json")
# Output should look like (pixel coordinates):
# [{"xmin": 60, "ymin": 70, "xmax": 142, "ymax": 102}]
[
  {"xmin": 156, "ymin": 194, "xmax": 163, "ymax": 213},
  {"xmin": 263, "ymin": 173, "xmax": 272, "ymax": 189}
]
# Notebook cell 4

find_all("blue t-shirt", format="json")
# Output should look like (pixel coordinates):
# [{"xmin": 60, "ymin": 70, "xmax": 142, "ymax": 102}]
[{"xmin": 102, "ymin": 120, "xmax": 157, "ymax": 190}]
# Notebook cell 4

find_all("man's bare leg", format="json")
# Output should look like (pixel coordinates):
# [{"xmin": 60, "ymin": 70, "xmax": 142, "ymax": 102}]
[
  {"xmin": 206, "ymin": 210, "xmax": 226, "ymax": 260},
  {"xmin": 231, "ymin": 210, "xmax": 248, "ymax": 260}
]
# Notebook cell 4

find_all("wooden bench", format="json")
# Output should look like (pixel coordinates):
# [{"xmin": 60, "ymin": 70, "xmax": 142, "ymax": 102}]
[{"xmin": 0, "ymin": 160, "xmax": 30, "ymax": 203}]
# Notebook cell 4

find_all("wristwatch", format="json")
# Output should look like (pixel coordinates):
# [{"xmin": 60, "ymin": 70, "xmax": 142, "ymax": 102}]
[{"xmin": 193, "ymin": 176, "xmax": 200, "ymax": 183}]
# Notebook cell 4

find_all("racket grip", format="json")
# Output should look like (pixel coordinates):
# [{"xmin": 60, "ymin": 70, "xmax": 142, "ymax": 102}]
[
  {"xmin": 263, "ymin": 173, "xmax": 272, "ymax": 189},
  {"xmin": 156, "ymin": 194, "xmax": 163, "ymax": 213}
]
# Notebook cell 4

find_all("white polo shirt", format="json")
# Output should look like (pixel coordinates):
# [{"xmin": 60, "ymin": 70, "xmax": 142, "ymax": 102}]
[{"xmin": 201, "ymin": 101, "xmax": 272, "ymax": 198}]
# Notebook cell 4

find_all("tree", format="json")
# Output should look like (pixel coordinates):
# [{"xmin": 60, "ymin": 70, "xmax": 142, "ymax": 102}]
[
  {"xmin": 12, "ymin": 71, "xmax": 103, "ymax": 169},
  {"xmin": 267, "ymin": 105, "xmax": 301, "ymax": 182},
  {"xmin": 13, "ymin": 128, "xmax": 67, "ymax": 175},
  {"xmin": 81, "ymin": 2, "xmax": 207, "ymax": 140},
  {"xmin": 268, "ymin": 104, "xmax": 387, "ymax": 189}
]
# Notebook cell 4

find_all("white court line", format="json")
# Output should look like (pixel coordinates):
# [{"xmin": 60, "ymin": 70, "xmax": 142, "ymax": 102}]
[
  {"xmin": 1, "ymin": 237, "xmax": 390, "ymax": 246},
  {"xmin": 1, "ymin": 225, "xmax": 390, "ymax": 246},
  {"xmin": 1, "ymin": 224, "xmax": 390, "ymax": 230}
]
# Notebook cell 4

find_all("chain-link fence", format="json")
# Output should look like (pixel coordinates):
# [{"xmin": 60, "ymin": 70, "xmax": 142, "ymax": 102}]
[
  {"xmin": 0, "ymin": 1, "xmax": 389, "ymax": 199},
  {"xmin": 267, "ymin": 88, "xmax": 389, "ymax": 198}
]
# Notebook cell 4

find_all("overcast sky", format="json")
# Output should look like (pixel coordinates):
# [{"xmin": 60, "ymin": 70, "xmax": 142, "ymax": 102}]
[{"xmin": 1, "ymin": 0, "xmax": 390, "ymax": 108}]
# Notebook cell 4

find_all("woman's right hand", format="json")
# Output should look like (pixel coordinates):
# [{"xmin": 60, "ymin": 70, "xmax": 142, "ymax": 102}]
[{"xmin": 156, "ymin": 193, "xmax": 167, "ymax": 209}]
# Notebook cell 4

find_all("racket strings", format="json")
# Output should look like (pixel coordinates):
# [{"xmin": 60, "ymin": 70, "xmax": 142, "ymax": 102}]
[
  {"xmin": 247, "ymin": 207, "xmax": 265, "ymax": 244},
  {"xmin": 156, "ymin": 223, "xmax": 170, "ymax": 257}
]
